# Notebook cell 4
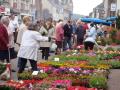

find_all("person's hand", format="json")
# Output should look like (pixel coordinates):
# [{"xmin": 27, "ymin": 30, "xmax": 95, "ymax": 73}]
[
  {"xmin": 50, "ymin": 36, "xmax": 56, "ymax": 40},
  {"xmin": 7, "ymin": 44, "xmax": 10, "ymax": 47},
  {"xmin": 42, "ymin": 32, "xmax": 46, "ymax": 36}
]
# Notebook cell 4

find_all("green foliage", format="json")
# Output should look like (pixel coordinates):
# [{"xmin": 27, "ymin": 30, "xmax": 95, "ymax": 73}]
[
  {"xmin": 18, "ymin": 71, "xmax": 32, "ymax": 80},
  {"xmin": 33, "ymin": 73, "xmax": 48, "ymax": 80},
  {"xmin": 109, "ymin": 61, "xmax": 120, "ymax": 69},
  {"xmin": 89, "ymin": 76, "xmax": 107, "ymax": 89},
  {"xmin": 110, "ymin": 28, "xmax": 117, "ymax": 43},
  {"xmin": 0, "ymin": 63, "xmax": 6, "ymax": 74},
  {"xmin": 116, "ymin": 16, "xmax": 120, "ymax": 29},
  {"xmin": 18, "ymin": 71, "xmax": 48, "ymax": 80},
  {"xmin": 0, "ymin": 86, "xmax": 12, "ymax": 90},
  {"xmin": 106, "ymin": 47, "xmax": 115, "ymax": 51}
]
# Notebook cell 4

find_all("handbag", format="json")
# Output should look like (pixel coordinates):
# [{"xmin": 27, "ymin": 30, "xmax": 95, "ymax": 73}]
[{"xmin": 50, "ymin": 43, "xmax": 57, "ymax": 52}]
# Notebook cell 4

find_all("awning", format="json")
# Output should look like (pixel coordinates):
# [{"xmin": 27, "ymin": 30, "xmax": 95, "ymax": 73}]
[{"xmin": 80, "ymin": 18, "xmax": 112, "ymax": 26}]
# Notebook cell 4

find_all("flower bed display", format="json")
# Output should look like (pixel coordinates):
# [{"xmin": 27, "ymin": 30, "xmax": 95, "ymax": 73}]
[
  {"xmin": 15, "ymin": 60, "xmax": 109, "ymax": 90},
  {"xmin": 2, "ymin": 47, "xmax": 120, "ymax": 89}
]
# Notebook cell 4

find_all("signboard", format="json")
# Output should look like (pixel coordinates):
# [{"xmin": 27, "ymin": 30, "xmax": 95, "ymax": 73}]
[
  {"xmin": 5, "ymin": 8, "xmax": 10, "ymax": 15},
  {"xmin": 111, "ymin": 3, "xmax": 116, "ymax": 11}
]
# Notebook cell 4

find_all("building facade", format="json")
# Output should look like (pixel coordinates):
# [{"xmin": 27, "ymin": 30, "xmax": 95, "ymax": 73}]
[
  {"xmin": 0, "ymin": 0, "xmax": 35, "ymax": 18},
  {"xmin": 89, "ymin": 0, "xmax": 119, "ymax": 18},
  {"xmin": 35, "ymin": 0, "xmax": 73, "ymax": 20},
  {"xmin": 116, "ymin": 0, "xmax": 120, "ymax": 15},
  {"xmin": 0, "ymin": 0, "xmax": 73, "ymax": 21},
  {"xmin": 103, "ymin": 0, "xmax": 117, "ymax": 18}
]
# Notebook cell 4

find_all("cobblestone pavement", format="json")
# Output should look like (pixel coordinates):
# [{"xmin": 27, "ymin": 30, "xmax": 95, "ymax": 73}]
[{"xmin": 108, "ymin": 69, "xmax": 120, "ymax": 90}]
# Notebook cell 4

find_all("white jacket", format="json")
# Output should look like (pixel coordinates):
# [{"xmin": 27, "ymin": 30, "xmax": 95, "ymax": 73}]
[
  {"xmin": 17, "ymin": 23, "xmax": 27, "ymax": 44},
  {"xmin": 17, "ymin": 30, "xmax": 48, "ymax": 61},
  {"xmin": 85, "ymin": 27, "xmax": 97, "ymax": 43}
]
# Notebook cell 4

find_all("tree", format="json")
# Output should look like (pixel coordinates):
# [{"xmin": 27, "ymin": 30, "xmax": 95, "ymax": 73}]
[{"xmin": 116, "ymin": 15, "xmax": 120, "ymax": 30}]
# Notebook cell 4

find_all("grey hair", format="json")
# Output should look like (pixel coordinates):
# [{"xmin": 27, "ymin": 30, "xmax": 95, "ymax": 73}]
[{"xmin": 1, "ymin": 16, "xmax": 9, "ymax": 24}]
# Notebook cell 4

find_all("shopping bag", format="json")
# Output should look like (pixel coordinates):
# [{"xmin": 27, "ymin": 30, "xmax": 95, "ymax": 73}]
[{"xmin": 50, "ymin": 43, "xmax": 57, "ymax": 52}]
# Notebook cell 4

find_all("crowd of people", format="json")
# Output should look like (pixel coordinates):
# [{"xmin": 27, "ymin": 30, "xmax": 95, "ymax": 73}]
[{"xmin": 0, "ymin": 14, "xmax": 108, "ymax": 73}]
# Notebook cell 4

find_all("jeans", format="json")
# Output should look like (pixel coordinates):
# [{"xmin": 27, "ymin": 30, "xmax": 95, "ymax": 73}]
[
  {"xmin": 18, "ymin": 57, "xmax": 37, "ymax": 73},
  {"xmin": 63, "ymin": 37, "xmax": 72, "ymax": 50}
]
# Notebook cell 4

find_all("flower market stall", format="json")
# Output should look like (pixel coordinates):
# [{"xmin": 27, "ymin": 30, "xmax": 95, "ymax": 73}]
[{"xmin": 1, "ymin": 47, "xmax": 120, "ymax": 90}]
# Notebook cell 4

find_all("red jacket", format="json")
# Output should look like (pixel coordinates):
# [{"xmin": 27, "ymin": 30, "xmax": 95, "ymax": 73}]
[{"xmin": 0, "ymin": 23, "xmax": 9, "ymax": 50}]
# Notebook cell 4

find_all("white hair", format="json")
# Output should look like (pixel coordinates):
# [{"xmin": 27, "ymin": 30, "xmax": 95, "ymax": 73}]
[{"xmin": 1, "ymin": 16, "xmax": 9, "ymax": 24}]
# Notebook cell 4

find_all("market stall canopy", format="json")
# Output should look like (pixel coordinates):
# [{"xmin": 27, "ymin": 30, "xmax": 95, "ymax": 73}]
[
  {"xmin": 80, "ymin": 18, "xmax": 112, "ymax": 26},
  {"xmin": 106, "ymin": 16, "xmax": 117, "ymax": 21}
]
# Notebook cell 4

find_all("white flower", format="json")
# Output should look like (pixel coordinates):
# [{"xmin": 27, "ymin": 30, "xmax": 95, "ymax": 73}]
[{"xmin": 69, "ymin": 68, "xmax": 74, "ymax": 72}]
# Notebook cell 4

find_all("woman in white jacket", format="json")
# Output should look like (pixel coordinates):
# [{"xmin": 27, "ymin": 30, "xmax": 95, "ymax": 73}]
[
  {"xmin": 84, "ymin": 23, "xmax": 97, "ymax": 55},
  {"xmin": 17, "ymin": 23, "xmax": 51, "ymax": 73}
]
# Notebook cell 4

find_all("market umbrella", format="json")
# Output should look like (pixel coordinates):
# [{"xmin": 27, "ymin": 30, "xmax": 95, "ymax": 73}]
[{"xmin": 80, "ymin": 18, "xmax": 112, "ymax": 26}]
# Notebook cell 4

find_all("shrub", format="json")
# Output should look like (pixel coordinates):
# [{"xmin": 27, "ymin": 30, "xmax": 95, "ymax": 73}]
[{"xmin": 89, "ymin": 76, "xmax": 107, "ymax": 89}]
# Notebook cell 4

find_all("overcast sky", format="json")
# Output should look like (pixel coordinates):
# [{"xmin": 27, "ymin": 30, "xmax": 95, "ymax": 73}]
[{"xmin": 73, "ymin": 0, "xmax": 103, "ymax": 16}]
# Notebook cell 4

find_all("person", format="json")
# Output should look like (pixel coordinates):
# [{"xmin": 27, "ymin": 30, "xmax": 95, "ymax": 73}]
[
  {"xmin": 63, "ymin": 20, "xmax": 73, "ymax": 50},
  {"xmin": 75, "ymin": 21, "xmax": 86, "ymax": 45},
  {"xmin": 97, "ymin": 24, "xmax": 104, "ymax": 37},
  {"xmin": 39, "ymin": 19, "xmax": 55, "ymax": 60},
  {"xmin": 83, "ymin": 22, "xmax": 89, "ymax": 31},
  {"xmin": 9, "ymin": 14, "xmax": 19, "ymax": 43},
  {"xmin": 84, "ymin": 23, "xmax": 97, "ymax": 55},
  {"xmin": 16, "ymin": 16, "xmax": 31, "ymax": 45},
  {"xmin": 55, "ymin": 20, "xmax": 64, "ymax": 54},
  {"xmin": 1, "ymin": 16, "xmax": 17, "ymax": 63},
  {"xmin": 72, "ymin": 20, "xmax": 77, "ymax": 48},
  {"xmin": 0, "ymin": 16, "xmax": 9, "ymax": 63},
  {"xmin": 35, "ymin": 20, "xmax": 41, "ymax": 31},
  {"xmin": 17, "ymin": 23, "xmax": 51, "ymax": 73},
  {"xmin": 16, "ymin": 16, "xmax": 31, "ymax": 68}
]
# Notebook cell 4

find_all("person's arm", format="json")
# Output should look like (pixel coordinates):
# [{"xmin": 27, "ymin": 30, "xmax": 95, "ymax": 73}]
[{"xmin": 33, "ymin": 32, "xmax": 49, "ymax": 42}]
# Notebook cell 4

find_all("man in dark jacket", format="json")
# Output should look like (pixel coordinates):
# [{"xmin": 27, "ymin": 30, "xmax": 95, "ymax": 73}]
[
  {"xmin": 63, "ymin": 20, "xmax": 73, "ymax": 50},
  {"xmin": 0, "ymin": 22, "xmax": 9, "ymax": 62},
  {"xmin": 76, "ymin": 21, "xmax": 86, "ymax": 45}
]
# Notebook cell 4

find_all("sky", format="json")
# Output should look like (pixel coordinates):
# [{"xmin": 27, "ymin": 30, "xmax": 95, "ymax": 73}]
[{"xmin": 73, "ymin": 0, "xmax": 103, "ymax": 16}]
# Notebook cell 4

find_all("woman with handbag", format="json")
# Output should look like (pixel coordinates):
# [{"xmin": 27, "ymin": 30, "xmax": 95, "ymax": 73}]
[{"xmin": 39, "ymin": 19, "xmax": 55, "ymax": 60}]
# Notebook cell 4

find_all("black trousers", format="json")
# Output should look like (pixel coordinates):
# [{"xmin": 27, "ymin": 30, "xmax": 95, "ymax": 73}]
[
  {"xmin": 77, "ymin": 38, "xmax": 84, "ymax": 45},
  {"xmin": 41, "ymin": 47, "xmax": 50, "ymax": 60},
  {"xmin": 84, "ymin": 41, "xmax": 95, "ymax": 50},
  {"xmin": 18, "ymin": 57, "xmax": 37, "ymax": 73}
]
